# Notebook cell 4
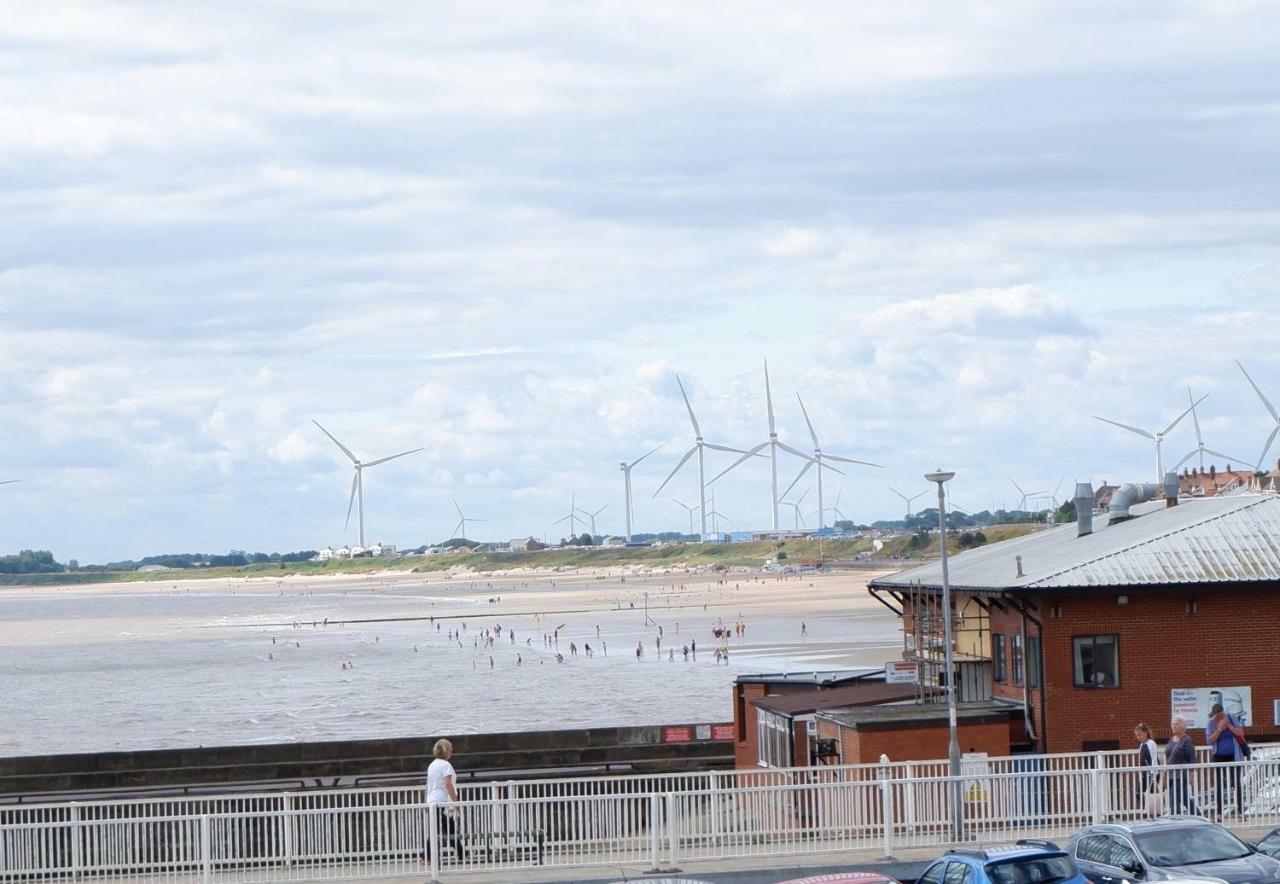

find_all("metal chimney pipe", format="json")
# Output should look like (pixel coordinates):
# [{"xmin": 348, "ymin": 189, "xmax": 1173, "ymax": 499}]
[
  {"xmin": 1108, "ymin": 482, "xmax": 1161, "ymax": 521},
  {"xmin": 1074, "ymin": 482, "xmax": 1095, "ymax": 537},
  {"xmin": 1015, "ymin": 554, "xmax": 1024, "ymax": 578},
  {"xmin": 1164, "ymin": 471, "xmax": 1180, "ymax": 507}
]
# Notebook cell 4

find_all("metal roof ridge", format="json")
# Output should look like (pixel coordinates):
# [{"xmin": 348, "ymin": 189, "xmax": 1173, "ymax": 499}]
[{"xmin": 1026, "ymin": 495, "xmax": 1274, "ymax": 587}]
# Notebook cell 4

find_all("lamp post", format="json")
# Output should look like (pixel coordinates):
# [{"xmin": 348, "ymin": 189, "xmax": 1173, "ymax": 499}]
[{"xmin": 925, "ymin": 468, "xmax": 962, "ymax": 841}]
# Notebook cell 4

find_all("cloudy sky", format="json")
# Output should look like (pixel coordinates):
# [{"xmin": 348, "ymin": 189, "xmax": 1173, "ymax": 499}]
[{"xmin": 3, "ymin": 2, "xmax": 1279, "ymax": 562}]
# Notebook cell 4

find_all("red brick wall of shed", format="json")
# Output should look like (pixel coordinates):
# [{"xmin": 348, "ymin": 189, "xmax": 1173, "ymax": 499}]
[
  {"xmin": 1039, "ymin": 587, "xmax": 1280, "ymax": 753},
  {"xmin": 733, "ymin": 682, "xmax": 767, "ymax": 768},
  {"xmin": 836, "ymin": 719, "xmax": 1011, "ymax": 765}
]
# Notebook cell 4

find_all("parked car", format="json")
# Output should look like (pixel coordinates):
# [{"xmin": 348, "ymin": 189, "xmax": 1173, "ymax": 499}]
[
  {"xmin": 916, "ymin": 840, "xmax": 1089, "ymax": 884},
  {"xmin": 1067, "ymin": 816, "xmax": 1280, "ymax": 884},
  {"xmin": 1257, "ymin": 828, "xmax": 1280, "ymax": 860},
  {"xmin": 775, "ymin": 874, "xmax": 900, "ymax": 884}
]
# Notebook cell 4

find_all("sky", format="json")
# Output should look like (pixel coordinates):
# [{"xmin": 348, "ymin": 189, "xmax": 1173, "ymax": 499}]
[{"xmin": 2, "ymin": 1, "xmax": 1280, "ymax": 562}]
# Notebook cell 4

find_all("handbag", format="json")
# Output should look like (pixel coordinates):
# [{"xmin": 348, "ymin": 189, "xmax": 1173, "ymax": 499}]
[
  {"xmin": 1144, "ymin": 783, "xmax": 1167, "ymax": 816},
  {"xmin": 1235, "ymin": 733, "xmax": 1252, "ymax": 758}
]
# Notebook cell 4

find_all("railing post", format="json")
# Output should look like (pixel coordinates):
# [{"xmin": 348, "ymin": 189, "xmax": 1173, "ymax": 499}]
[
  {"xmin": 199, "ymin": 814, "xmax": 212, "ymax": 884},
  {"xmin": 1089, "ymin": 762, "xmax": 1104, "ymax": 825},
  {"xmin": 904, "ymin": 762, "xmax": 917, "ymax": 834},
  {"xmin": 709, "ymin": 770, "xmax": 721, "ymax": 849},
  {"xmin": 666, "ymin": 792, "xmax": 680, "ymax": 871},
  {"xmin": 880, "ymin": 759, "xmax": 894, "ymax": 857},
  {"xmin": 69, "ymin": 803, "xmax": 82, "ymax": 880},
  {"xmin": 648, "ymin": 793, "xmax": 662, "ymax": 873},
  {"xmin": 427, "ymin": 806, "xmax": 441, "ymax": 883},
  {"xmin": 280, "ymin": 793, "xmax": 294, "ymax": 868}
]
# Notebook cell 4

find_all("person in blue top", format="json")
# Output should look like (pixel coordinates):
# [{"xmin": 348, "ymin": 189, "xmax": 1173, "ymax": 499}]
[{"xmin": 1206, "ymin": 702, "xmax": 1245, "ymax": 817}]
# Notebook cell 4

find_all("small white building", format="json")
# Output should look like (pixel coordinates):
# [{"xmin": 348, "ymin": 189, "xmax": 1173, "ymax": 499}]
[{"xmin": 600, "ymin": 536, "xmax": 627, "ymax": 548}]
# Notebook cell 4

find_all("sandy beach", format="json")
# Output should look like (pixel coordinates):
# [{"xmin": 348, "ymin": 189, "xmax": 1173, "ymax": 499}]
[{"xmin": 0, "ymin": 565, "xmax": 902, "ymax": 756}]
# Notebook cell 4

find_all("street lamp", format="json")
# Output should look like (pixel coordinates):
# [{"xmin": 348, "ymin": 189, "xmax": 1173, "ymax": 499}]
[{"xmin": 925, "ymin": 468, "xmax": 961, "ymax": 841}]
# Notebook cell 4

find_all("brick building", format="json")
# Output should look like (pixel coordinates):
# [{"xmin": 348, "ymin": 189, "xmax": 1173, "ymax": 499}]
[{"xmin": 869, "ymin": 489, "xmax": 1280, "ymax": 754}]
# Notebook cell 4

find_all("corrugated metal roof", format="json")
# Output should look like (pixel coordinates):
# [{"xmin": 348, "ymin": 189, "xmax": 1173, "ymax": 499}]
[{"xmin": 870, "ymin": 494, "xmax": 1280, "ymax": 592}]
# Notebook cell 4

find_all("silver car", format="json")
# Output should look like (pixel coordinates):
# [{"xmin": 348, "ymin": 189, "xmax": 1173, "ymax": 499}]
[{"xmin": 1066, "ymin": 817, "xmax": 1280, "ymax": 884}]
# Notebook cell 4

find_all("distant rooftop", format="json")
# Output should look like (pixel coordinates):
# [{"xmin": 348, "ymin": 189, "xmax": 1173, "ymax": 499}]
[
  {"xmin": 735, "ymin": 668, "xmax": 884, "ymax": 687},
  {"xmin": 817, "ymin": 701, "xmax": 1017, "ymax": 730},
  {"xmin": 753, "ymin": 682, "xmax": 917, "ymax": 716},
  {"xmin": 870, "ymin": 493, "xmax": 1280, "ymax": 592}
]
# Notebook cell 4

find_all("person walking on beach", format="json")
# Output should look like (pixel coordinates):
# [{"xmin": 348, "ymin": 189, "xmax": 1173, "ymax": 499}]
[
  {"xmin": 1166, "ymin": 716, "xmax": 1200, "ymax": 815},
  {"xmin": 801, "ymin": 622, "xmax": 807, "ymax": 638},
  {"xmin": 635, "ymin": 642, "xmax": 643, "ymax": 659},
  {"xmin": 426, "ymin": 739, "xmax": 462, "ymax": 862}
]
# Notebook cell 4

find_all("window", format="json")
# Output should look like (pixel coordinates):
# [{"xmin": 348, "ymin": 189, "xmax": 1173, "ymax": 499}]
[
  {"xmin": 1075, "ymin": 835, "xmax": 1109, "ymax": 864},
  {"xmin": 1073, "ymin": 635, "xmax": 1119, "ymax": 687},
  {"xmin": 756, "ymin": 710, "xmax": 792, "ymax": 768},
  {"xmin": 1027, "ymin": 635, "xmax": 1042, "ymax": 689},
  {"xmin": 945, "ymin": 861, "xmax": 973, "ymax": 884},
  {"xmin": 987, "ymin": 855, "xmax": 1078, "ymax": 884},
  {"xmin": 992, "ymin": 633, "xmax": 1006, "ymax": 682},
  {"xmin": 1012, "ymin": 633, "xmax": 1024, "ymax": 686},
  {"xmin": 919, "ymin": 863, "xmax": 947, "ymax": 884},
  {"xmin": 1107, "ymin": 837, "xmax": 1140, "ymax": 872}
]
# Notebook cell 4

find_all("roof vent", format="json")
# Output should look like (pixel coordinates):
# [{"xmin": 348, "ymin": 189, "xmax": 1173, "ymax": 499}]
[
  {"xmin": 1015, "ymin": 554, "xmax": 1024, "ymax": 578},
  {"xmin": 1074, "ymin": 482, "xmax": 1095, "ymax": 537},
  {"xmin": 1108, "ymin": 482, "xmax": 1160, "ymax": 521},
  {"xmin": 1164, "ymin": 471, "xmax": 1179, "ymax": 507}
]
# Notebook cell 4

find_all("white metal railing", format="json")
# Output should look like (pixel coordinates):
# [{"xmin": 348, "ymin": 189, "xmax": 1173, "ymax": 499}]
[{"xmin": 1, "ymin": 749, "xmax": 1274, "ymax": 882}]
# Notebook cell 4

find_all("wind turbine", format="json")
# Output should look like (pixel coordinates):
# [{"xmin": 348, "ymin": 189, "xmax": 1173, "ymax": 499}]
[
  {"xmin": 620, "ymin": 443, "xmax": 664, "ymax": 542},
  {"xmin": 824, "ymin": 488, "xmax": 848, "ymax": 525},
  {"xmin": 553, "ymin": 493, "xmax": 582, "ymax": 540},
  {"xmin": 0, "ymin": 480, "xmax": 18, "ymax": 486},
  {"xmin": 1007, "ymin": 478, "xmax": 1047, "ymax": 511},
  {"xmin": 312, "ymin": 420, "xmax": 423, "ymax": 548},
  {"xmin": 888, "ymin": 486, "xmax": 927, "ymax": 517},
  {"xmin": 1174, "ymin": 386, "xmax": 1248, "ymax": 473},
  {"xmin": 653, "ymin": 374, "xmax": 749, "ymax": 538},
  {"xmin": 575, "ymin": 503, "xmax": 609, "ymax": 537},
  {"xmin": 669, "ymin": 497, "xmax": 699, "ymax": 537},
  {"xmin": 1094, "ymin": 394, "xmax": 1206, "ymax": 482},
  {"xmin": 451, "ymin": 499, "xmax": 484, "ymax": 541},
  {"xmin": 781, "ymin": 392, "xmax": 881, "ymax": 529},
  {"xmin": 780, "ymin": 487, "xmax": 811, "ymax": 530},
  {"xmin": 1237, "ymin": 362, "xmax": 1280, "ymax": 471},
  {"xmin": 709, "ymin": 360, "xmax": 808, "ymax": 531},
  {"xmin": 707, "ymin": 491, "xmax": 734, "ymax": 536}
]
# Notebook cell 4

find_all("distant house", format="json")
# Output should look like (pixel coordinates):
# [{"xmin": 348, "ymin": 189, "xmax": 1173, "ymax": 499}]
[
  {"xmin": 136, "ymin": 564, "xmax": 175, "ymax": 573},
  {"xmin": 509, "ymin": 537, "xmax": 545, "ymax": 552},
  {"xmin": 1180, "ymin": 464, "xmax": 1262, "ymax": 497},
  {"xmin": 600, "ymin": 536, "xmax": 627, "ymax": 548}
]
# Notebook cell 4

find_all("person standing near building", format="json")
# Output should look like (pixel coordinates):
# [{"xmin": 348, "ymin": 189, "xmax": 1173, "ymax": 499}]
[
  {"xmin": 1165, "ymin": 717, "xmax": 1199, "ymax": 815},
  {"xmin": 426, "ymin": 739, "xmax": 462, "ymax": 862},
  {"xmin": 1207, "ymin": 702, "xmax": 1245, "ymax": 817},
  {"xmin": 1134, "ymin": 723, "xmax": 1162, "ymax": 814}
]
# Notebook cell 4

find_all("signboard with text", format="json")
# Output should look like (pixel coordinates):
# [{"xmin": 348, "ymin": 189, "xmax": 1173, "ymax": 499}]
[
  {"xmin": 662, "ymin": 726, "xmax": 692, "ymax": 743},
  {"xmin": 711, "ymin": 724, "xmax": 736, "ymax": 741},
  {"xmin": 1171, "ymin": 686, "xmax": 1253, "ymax": 729},
  {"xmin": 885, "ymin": 661, "xmax": 919, "ymax": 684}
]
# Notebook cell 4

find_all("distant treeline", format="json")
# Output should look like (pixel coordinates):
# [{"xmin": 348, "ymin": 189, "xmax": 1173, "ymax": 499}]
[
  {"xmin": 0, "ymin": 549, "xmax": 320, "ymax": 574},
  {"xmin": 867, "ymin": 502, "xmax": 1075, "ymax": 533}
]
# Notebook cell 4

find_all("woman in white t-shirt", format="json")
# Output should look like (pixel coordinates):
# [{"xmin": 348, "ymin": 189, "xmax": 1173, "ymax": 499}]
[
  {"xmin": 1134, "ymin": 722, "xmax": 1162, "ymax": 813},
  {"xmin": 426, "ymin": 738, "xmax": 461, "ymax": 861}
]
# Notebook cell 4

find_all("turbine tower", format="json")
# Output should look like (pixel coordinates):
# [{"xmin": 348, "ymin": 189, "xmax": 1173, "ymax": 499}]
[
  {"xmin": 312, "ymin": 420, "xmax": 423, "ymax": 548},
  {"xmin": 451, "ymin": 499, "xmax": 484, "ymax": 541},
  {"xmin": 709, "ymin": 360, "xmax": 806, "ymax": 531},
  {"xmin": 669, "ymin": 497, "xmax": 699, "ymax": 537},
  {"xmin": 653, "ymin": 374, "xmax": 747, "ymax": 539},
  {"xmin": 888, "ymin": 486, "xmax": 927, "ymax": 517},
  {"xmin": 1174, "ymin": 386, "xmax": 1248, "ymax": 473},
  {"xmin": 620, "ymin": 443, "xmax": 664, "ymax": 542},
  {"xmin": 782, "ymin": 393, "xmax": 881, "ymax": 530},
  {"xmin": 1007, "ymin": 477, "xmax": 1047, "ymax": 511},
  {"xmin": 1094, "ymin": 394, "xmax": 1206, "ymax": 482},
  {"xmin": 1238, "ymin": 361, "xmax": 1280, "ymax": 471}
]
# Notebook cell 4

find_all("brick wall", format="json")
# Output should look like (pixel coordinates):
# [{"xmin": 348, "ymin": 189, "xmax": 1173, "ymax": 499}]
[
  {"xmin": 1038, "ymin": 586, "xmax": 1280, "ymax": 753},
  {"xmin": 832, "ymin": 718, "xmax": 1012, "ymax": 764},
  {"xmin": 733, "ymin": 682, "xmax": 768, "ymax": 768}
]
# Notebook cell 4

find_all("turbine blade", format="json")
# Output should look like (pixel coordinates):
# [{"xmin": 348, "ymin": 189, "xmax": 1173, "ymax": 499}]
[
  {"xmin": 1203, "ymin": 449, "xmax": 1251, "ymax": 467},
  {"xmin": 593, "ymin": 505, "xmax": 609, "ymax": 516},
  {"xmin": 313, "ymin": 420, "xmax": 358, "ymax": 463},
  {"xmin": 1008, "ymin": 477, "xmax": 1025, "ymax": 495},
  {"xmin": 819, "ymin": 461, "xmax": 846, "ymax": 476},
  {"xmin": 1188, "ymin": 387, "xmax": 1204, "ymax": 445},
  {"xmin": 1173, "ymin": 449, "xmax": 1198, "ymax": 471},
  {"xmin": 552, "ymin": 515, "xmax": 571, "ymax": 525},
  {"xmin": 676, "ymin": 374, "xmax": 702, "ymax": 436},
  {"xmin": 0, "ymin": 479, "xmax": 19, "ymax": 485},
  {"xmin": 453, "ymin": 519, "xmax": 464, "ymax": 536},
  {"xmin": 709, "ymin": 442, "xmax": 768, "ymax": 485},
  {"xmin": 1093, "ymin": 415, "xmax": 1155, "ymax": 440},
  {"xmin": 824, "ymin": 453, "xmax": 882, "ymax": 467},
  {"xmin": 1159, "ymin": 394, "xmax": 1208, "ymax": 437},
  {"xmin": 1256, "ymin": 426, "xmax": 1280, "ymax": 471},
  {"xmin": 795, "ymin": 393, "xmax": 820, "ymax": 449},
  {"xmin": 652, "ymin": 446, "xmax": 696, "ymax": 497},
  {"xmin": 704, "ymin": 442, "xmax": 754, "ymax": 455},
  {"xmin": 887, "ymin": 486, "xmax": 906, "ymax": 501},
  {"xmin": 363, "ymin": 448, "xmax": 424, "ymax": 468},
  {"xmin": 780, "ymin": 459, "xmax": 815, "ymax": 500},
  {"xmin": 629, "ymin": 442, "xmax": 666, "ymax": 468},
  {"xmin": 797, "ymin": 486, "xmax": 810, "ymax": 504},
  {"xmin": 1239, "ymin": 361, "xmax": 1280, "ymax": 423},
  {"xmin": 344, "ymin": 473, "xmax": 358, "ymax": 529},
  {"xmin": 775, "ymin": 441, "xmax": 813, "ymax": 460},
  {"xmin": 763, "ymin": 359, "xmax": 776, "ymax": 435},
  {"xmin": 669, "ymin": 497, "xmax": 690, "ymax": 511}
]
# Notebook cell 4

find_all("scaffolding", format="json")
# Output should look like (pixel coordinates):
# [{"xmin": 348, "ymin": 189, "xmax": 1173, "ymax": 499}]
[{"xmin": 904, "ymin": 579, "xmax": 993, "ymax": 704}]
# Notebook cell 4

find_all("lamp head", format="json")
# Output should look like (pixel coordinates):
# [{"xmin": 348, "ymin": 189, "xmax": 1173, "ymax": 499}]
[{"xmin": 925, "ymin": 469, "xmax": 956, "ymax": 485}]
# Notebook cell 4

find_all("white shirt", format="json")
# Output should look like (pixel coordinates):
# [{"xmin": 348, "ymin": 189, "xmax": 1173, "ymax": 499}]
[
  {"xmin": 426, "ymin": 758, "xmax": 456, "ymax": 805},
  {"xmin": 1139, "ymin": 738, "xmax": 1161, "ymax": 767}
]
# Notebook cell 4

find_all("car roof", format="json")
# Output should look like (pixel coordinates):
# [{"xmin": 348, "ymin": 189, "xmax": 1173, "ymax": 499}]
[
  {"xmin": 946, "ymin": 844, "xmax": 1069, "ymax": 863},
  {"xmin": 1071, "ymin": 816, "xmax": 1217, "ymax": 837},
  {"xmin": 776, "ymin": 875, "xmax": 899, "ymax": 884}
]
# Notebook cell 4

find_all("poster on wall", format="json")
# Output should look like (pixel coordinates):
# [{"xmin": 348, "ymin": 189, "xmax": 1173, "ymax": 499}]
[{"xmin": 1171, "ymin": 686, "xmax": 1253, "ymax": 729}]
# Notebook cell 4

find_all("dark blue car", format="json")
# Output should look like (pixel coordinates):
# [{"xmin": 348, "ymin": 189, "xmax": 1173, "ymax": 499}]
[{"xmin": 918, "ymin": 841, "xmax": 1090, "ymax": 884}]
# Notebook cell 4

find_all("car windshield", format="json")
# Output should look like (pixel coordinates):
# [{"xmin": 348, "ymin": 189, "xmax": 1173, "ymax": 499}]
[
  {"xmin": 986, "ymin": 855, "xmax": 1078, "ymax": 884},
  {"xmin": 1135, "ymin": 828, "xmax": 1252, "ymax": 865}
]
